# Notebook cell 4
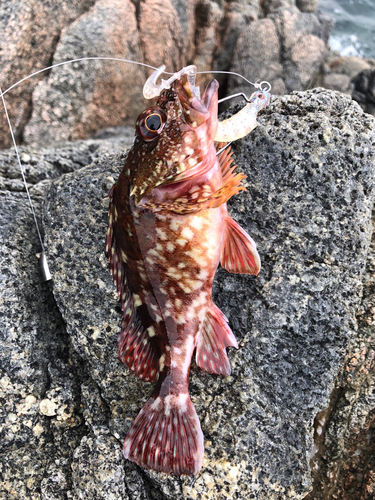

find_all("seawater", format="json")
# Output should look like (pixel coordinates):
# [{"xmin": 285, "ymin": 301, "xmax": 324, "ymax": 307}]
[{"xmin": 318, "ymin": 0, "xmax": 375, "ymax": 59}]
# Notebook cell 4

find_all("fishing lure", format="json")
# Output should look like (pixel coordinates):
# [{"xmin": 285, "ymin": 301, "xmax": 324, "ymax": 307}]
[{"xmin": 106, "ymin": 65, "xmax": 270, "ymax": 475}]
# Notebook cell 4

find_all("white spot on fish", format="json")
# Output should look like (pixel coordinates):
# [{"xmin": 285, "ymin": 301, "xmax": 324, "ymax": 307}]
[
  {"xmin": 181, "ymin": 227, "xmax": 194, "ymax": 240},
  {"xmin": 166, "ymin": 242, "xmax": 175, "ymax": 252},
  {"xmin": 159, "ymin": 354, "xmax": 166, "ymax": 372},
  {"xmin": 133, "ymin": 294, "xmax": 142, "ymax": 308},
  {"xmin": 147, "ymin": 326, "xmax": 156, "ymax": 337},
  {"xmin": 176, "ymin": 238, "xmax": 187, "ymax": 247}
]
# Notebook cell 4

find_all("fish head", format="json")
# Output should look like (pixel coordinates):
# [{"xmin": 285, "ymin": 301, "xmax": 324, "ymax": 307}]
[{"xmin": 129, "ymin": 74, "xmax": 219, "ymax": 205}]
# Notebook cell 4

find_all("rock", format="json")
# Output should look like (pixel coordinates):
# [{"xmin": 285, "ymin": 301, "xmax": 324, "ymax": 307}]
[
  {"xmin": 228, "ymin": 7, "xmax": 331, "ymax": 98},
  {"xmin": 321, "ymin": 55, "xmax": 374, "ymax": 95},
  {"xmin": 260, "ymin": 0, "xmax": 296, "ymax": 15},
  {"xmin": 0, "ymin": 130, "xmax": 134, "ymax": 499},
  {"xmin": 352, "ymin": 69, "xmax": 375, "ymax": 116},
  {"xmin": 305, "ymin": 211, "xmax": 375, "ymax": 500},
  {"xmin": 322, "ymin": 73, "xmax": 352, "ymax": 93},
  {"xmin": 0, "ymin": 0, "xmax": 96, "ymax": 149},
  {"xmin": 27, "ymin": 88, "xmax": 373, "ymax": 498},
  {"xmin": 228, "ymin": 17, "xmax": 285, "ymax": 98},
  {"xmin": 296, "ymin": 0, "xmax": 318, "ymax": 12},
  {"xmin": 23, "ymin": 0, "xmax": 144, "ymax": 147},
  {"xmin": 212, "ymin": 0, "xmax": 260, "ymax": 88}
]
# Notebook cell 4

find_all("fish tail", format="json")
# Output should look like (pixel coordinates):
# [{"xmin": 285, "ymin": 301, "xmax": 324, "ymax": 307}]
[{"xmin": 123, "ymin": 382, "xmax": 204, "ymax": 475}]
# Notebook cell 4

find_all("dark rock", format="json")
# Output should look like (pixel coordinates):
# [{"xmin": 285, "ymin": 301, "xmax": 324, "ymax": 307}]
[
  {"xmin": 296, "ymin": 0, "xmax": 318, "ymax": 12},
  {"xmin": 352, "ymin": 69, "xmax": 375, "ymax": 116},
  {"xmin": 32, "ymin": 88, "xmax": 374, "ymax": 498},
  {"xmin": 0, "ymin": 130, "xmax": 134, "ymax": 499}
]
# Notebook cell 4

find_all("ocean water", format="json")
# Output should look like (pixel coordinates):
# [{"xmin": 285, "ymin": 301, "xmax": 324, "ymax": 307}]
[{"xmin": 318, "ymin": 0, "xmax": 375, "ymax": 59}]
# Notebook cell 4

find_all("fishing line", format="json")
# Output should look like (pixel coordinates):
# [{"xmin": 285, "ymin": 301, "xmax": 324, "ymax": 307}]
[
  {"xmin": 2, "ymin": 58, "xmax": 270, "ymax": 96},
  {"xmin": 0, "ymin": 86, "xmax": 51, "ymax": 281}
]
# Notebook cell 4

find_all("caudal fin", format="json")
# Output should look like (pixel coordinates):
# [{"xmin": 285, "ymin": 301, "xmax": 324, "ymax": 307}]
[{"xmin": 123, "ymin": 391, "xmax": 204, "ymax": 475}]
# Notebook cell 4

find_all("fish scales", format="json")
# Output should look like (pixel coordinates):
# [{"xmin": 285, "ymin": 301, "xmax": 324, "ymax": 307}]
[{"xmin": 106, "ymin": 75, "xmax": 269, "ymax": 475}]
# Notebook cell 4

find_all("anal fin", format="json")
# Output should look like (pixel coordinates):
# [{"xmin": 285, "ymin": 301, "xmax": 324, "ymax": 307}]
[
  {"xmin": 123, "ymin": 391, "xmax": 204, "ymax": 475},
  {"xmin": 196, "ymin": 303, "xmax": 238, "ymax": 376},
  {"xmin": 221, "ymin": 215, "xmax": 261, "ymax": 275}
]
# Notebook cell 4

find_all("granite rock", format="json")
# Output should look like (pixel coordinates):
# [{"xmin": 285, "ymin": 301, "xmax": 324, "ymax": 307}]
[
  {"xmin": 0, "ymin": 0, "xmax": 337, "ymax": 150},
  {"xmin": 23, "ymin": 0, "xmax": 144, "ymax": 147},
  {"xmin": 227, "ymin": 7, "xmax": 332, "ymax": 98}
]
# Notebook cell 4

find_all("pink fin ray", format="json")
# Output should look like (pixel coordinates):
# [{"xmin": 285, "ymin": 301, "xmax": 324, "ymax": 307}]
[
  {"xmin": 117, "ymin": 289, "xmax": 160, "ymax": 382},
  {"xmin": 221, "ymin": 215, "xmax": 261, "ymax": 275},
  {"xmin": 196, "ymin": 303, "xmax": 238, "ymax": 376},
  {"xmin": 123, "ymin": 392, "xmax": 204, "ymax": 475},
  {"xmin": 106, "ymin": 185, "xmax": 160, "ymax": 382}
]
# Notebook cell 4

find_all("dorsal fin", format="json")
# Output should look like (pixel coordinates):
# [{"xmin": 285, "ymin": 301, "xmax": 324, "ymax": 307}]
[{"xmin": 106, "ymin": 185, "xmax": 163, "ymax": 382}]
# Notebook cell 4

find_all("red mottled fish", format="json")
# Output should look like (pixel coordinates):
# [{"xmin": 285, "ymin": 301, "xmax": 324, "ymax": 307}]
[{"xmin": 106, "ymin": 71, "xmax": 270, "ymax": 475}]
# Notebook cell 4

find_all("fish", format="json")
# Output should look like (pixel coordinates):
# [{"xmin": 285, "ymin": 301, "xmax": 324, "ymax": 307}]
[{"xmin": 106, "ymin": 70, "xmax": 270, "ymax": 475}]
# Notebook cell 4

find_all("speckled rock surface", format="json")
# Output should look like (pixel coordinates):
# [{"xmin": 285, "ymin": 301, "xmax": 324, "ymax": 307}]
[
  {"xmin": 1, "ymin": 89, "xmax": 375, "ymax": 498},
  {"xmin": 0, "ymin": 132, "xmax": 134, "ymax": 499},
  {"xmin": 305, "ymin": 211, "xmax": 375, "ymax": 500},
  {"xmin": 22, "ymin": 88, "xmax": 373, "ymax": 499}
]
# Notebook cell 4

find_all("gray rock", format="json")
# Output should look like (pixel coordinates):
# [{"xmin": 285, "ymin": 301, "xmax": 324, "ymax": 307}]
[
  {"xmin": 0, "ymin": 130, "xmax": 134, "ymax": 499},
  {"xmin": 35, "ymin": 88, "xmax": 375, "ymax": 499},
  {"xmin": 306, "ymin": 210, "xmax": 375, "ymax": 499}
]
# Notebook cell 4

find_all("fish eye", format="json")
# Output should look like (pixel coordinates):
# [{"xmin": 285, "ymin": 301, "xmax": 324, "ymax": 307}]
[
  {"xmin": 145, "ymin": 113, "xmax": 162, "ymax": 132},
  {"xmin": 136, "ymin": 107, "xmax": 167, "ymax": 142},
  {"xmin": 258, "ymin": 93, "xmax": 264, "ymax": 99}
]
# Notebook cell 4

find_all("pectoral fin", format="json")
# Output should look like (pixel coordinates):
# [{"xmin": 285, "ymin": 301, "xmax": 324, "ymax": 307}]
[{"xmin": 221, "ymin": 216, "xmax": 261, "ymax": 275}]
